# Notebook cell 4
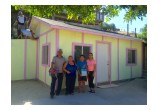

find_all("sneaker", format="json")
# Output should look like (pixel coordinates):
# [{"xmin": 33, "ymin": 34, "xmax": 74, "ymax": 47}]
[
  {"xmin": 71, "ymin": 93, "xmax": 74, "ymax": 95},
  {"xmin": 88, "ymin": 90, "xmax": 92, "ymax": 93},
  {"xmin": 91, "ymin": 90, "xmax": 95, "ymax": 93}
]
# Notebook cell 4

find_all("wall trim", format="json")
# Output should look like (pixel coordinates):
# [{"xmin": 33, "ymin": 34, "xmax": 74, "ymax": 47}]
[
  {"xmin": 117, "ymin": 39, "xmax": 120, "ymax": 80},
  {"xmin": 41, "ymin": 43, "xmax": 51, "ymax": 67},
  {"xmin": 56, "ymin": 29, "xmax": 59, "ymax": 52},
  {"xmin": 36, "ymin": 39, "xmax": 39, "ymax": 79},
  {"xmin": 24, "ymin": 39, "xmax": 27, "ymax": 80}
]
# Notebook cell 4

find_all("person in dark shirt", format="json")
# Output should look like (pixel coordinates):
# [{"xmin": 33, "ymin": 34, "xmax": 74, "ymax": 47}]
[{"xmin": 63, "ymin": 56, "xmax": 77, "ymax": 95}]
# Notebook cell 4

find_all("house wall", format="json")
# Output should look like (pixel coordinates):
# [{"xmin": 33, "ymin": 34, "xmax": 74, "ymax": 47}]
[
  {"xmin": 11, "ymin": 30, "xmax": 142, "ymax": 88},
  {"xmin": 37, "ymin": 28, "xmax": 56, "ymax": 86},
  {"xmin": 12, "ymin": 18, "xmax": 142, "ymax": 88},
  {"xmin": 131, "ymin": 41, "xmax": 142, "ymax": 78},
  {"xmin": 36, "ymin": 28, "xmax": 142, "ymax": 88},
  {"xmin": 118, "ymin": 39, "xmax": 131, "ymax": 80},
  {"xmin": 11, "ymin": 39, "xmax": 36, "ymax": 80}
]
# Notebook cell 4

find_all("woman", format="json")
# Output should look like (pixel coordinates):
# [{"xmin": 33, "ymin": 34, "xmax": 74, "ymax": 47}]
[
  {"xmin": 63, "ymin": 56, "xmax": 77, "ymax": 95},
  {"xmin": 77, "ymin": 55, "xmax": 87, "ymax": 93},
  {"xmin": 87, "ymin": 53, "xmax": 96, "ymax": 93}
]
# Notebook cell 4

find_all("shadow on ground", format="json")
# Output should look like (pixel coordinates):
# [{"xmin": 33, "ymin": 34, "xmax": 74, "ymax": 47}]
[{"xmin": 11, "ymin": 78, "xmax": 147, "ymax": 105}]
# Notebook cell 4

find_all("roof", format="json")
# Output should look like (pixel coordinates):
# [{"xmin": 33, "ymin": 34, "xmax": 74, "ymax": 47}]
[{"xmin": 31, "ymin": 16, "xmax": 143, "ymax": 42}]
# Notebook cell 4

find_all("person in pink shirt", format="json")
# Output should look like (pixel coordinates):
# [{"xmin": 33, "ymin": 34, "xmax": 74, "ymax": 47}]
[{"xmin": 87, "ymin": 53, "xmax": 96, "ymax": 93}]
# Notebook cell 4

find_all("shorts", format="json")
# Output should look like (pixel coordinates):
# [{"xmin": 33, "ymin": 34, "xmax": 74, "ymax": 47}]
[{"xmin": 78, "ymin": 75, "xmax": 87, "ymax": 81}]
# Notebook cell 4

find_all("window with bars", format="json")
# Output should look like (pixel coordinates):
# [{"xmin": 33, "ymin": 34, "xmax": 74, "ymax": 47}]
[
  {"xmin": 127, "ymin": 49, "xmax": 137, "ymax": 65},
  {"xmin": 74, "ymin": 45, "xmax": 91, "ymax": 63}
]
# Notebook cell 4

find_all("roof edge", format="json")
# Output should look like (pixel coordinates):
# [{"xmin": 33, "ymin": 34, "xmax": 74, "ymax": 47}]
[{"xmin": 32, "ymin": 16, "xmax": 143, "ymax": 42}]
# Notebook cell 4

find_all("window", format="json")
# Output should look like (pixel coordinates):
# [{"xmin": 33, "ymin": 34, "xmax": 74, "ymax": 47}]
[
  {"xmin": 127, "ymin": 49, "xmax": 137, "ymax": 65},
  {"xmin": 42, "ymin": 44, "xmax": 50, "ymax": 66},
  {"xmin": 74, "ymin": 45, "xmax": 92, "ymax": 63}
]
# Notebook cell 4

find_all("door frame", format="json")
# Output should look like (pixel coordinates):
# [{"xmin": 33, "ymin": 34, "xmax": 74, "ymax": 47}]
[{"xmin": 96, "ymin": 41, "xmax": 112, "ymax": 86}]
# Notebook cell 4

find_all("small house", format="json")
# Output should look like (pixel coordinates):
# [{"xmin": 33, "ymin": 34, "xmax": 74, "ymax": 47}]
[{"xmin": 11, "ymin": 16, "xmax": 143, "ymax": 88}]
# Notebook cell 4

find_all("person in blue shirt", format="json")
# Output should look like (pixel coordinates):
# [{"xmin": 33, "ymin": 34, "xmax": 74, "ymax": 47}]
[
  {"xmin": 77, "ymin": 55, "xmax": 87, "ymax": 93},
  {"xmin": 63, "ymin": 56, "xmax": 77, "ymax": 95}
]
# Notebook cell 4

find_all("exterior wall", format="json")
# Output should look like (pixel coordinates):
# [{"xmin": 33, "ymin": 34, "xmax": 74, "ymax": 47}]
[
  {"xmin": 37, "ymin": 29, "xmax": 56, "ymax": 86},
  {"xmin": 131, "ymin": 41, "xmax": 142, "ymax": 78},
  {"xmin": 119, "ymin": 39, "xmax": 131, "ymax": 80},
  {"xmin": 11, "ymin": 39, "xmax": 36, "ymax": 80},
  {"xmin": 12, "ymin": 18, "xmax": 143, "ymax": 88},
  {"xmin": 26, "ymin": 40, "xmax": 37, "ymax": 79},
  {"xmin": 45, "ymin": 31, "xmax": 56, "ymax": 86},
  {"xmin": 59, "ymin": 29, "xmax": 82, "ymax": 59},
  {"xmin": 11, "ymin": 40, "xmax": 25, "ymax": 80},
  {"xmin": 36, "ymin": 28, "xmax": 142, "ymax": 88}
]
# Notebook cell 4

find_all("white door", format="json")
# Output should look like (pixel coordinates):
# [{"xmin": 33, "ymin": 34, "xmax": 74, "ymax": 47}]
[{"xmin": 97, "ymin": 43, "xmax": 110, "ymax": 84}]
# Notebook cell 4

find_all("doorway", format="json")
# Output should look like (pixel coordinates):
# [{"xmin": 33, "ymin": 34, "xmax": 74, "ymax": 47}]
[{"xmin": 96, "ymin": 42, "xmax": 111, "ymax": 85}]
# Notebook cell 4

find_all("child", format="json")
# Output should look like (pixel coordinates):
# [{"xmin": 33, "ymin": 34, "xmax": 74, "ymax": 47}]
[{"xmin": 77, "ymin": 55, "xmax": 87, "ymax": 93}]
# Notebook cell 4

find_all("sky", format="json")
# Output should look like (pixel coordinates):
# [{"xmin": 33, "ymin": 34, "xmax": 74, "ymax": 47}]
[{"xmin": 106, "ymin": 9, "xmax": 147, "ymax": 34}]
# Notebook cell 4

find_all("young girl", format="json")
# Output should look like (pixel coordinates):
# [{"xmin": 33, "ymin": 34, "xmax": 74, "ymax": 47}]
[
  {"xmin": 87, "ymin": 53, "xmax": 96, "ymax": 93},
  {"xmin": 63, "ymin": 56, "xmax": 77, "ymax": 95},
  {"xmin": 77, "ymin": 55, "xmax": 87, "ymax": 93}
]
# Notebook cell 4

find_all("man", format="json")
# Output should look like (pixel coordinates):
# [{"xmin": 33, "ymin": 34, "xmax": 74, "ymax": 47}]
[
  {"xmin": 15, "ymin": 11, "xmax": 27, "ymax": 36},
  {"xmin": 50, "ymin": 49, "xmax": 66, "ymax": 98}
]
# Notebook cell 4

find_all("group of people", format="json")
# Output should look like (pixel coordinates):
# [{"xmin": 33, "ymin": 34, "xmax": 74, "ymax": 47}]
[{"xmin": 49, "ymin": 49, "xmax": 96, "ymax": 98}]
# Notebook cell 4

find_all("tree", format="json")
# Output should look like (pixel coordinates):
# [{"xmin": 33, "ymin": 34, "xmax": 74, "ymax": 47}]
[
  {"xmin": 137, "ymin": 24, "xmax": 147, "ymax": 42},
  {"xmin": 12, "ymin": 5, "xmax": 101, "ymax": 24},
  {"xmin": 102, "ymin": 5, "xmax": 147, "ymax": 23},
  {"xmin": 12, "ymin": 5, "xmax": 147, "ymax": 24},
  {"xmin": 101, "ymin": 22, "xmax": 117, "ymax": 31}
]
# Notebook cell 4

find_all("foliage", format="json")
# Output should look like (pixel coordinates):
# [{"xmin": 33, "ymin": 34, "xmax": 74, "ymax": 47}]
[
  {"xmin": 102, "ymin": 5, "xmax": 147, "ymax": 23},
  {"xmin": 12, "ymin": 5, "xmax": 101, "ymax": 24},
  {"xmin": 100, "ymin": 22, "xmax": 117, "ymax": 31},
  {"xmin": 137, "ymin": 24, "xmax": 147, "ymax": 42},
  {"xmin": 12, "ymin": 5, "xmax": 147, "ymax": 24}
]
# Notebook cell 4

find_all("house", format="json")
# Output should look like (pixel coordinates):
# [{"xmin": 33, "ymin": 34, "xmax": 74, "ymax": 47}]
[{"xmin": 11, "ymin": 16, "xmax": 143, "ymax": 88}]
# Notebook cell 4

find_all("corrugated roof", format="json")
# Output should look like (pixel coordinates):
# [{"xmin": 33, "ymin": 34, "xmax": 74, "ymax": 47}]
[{"xmin": 32, "ymin": 16, "xmax": 143, "ymax": 41}]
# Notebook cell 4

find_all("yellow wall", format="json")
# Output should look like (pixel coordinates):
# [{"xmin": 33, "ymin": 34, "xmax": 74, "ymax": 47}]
[
  {"xmin": 26, "ymin": 40, "xmax": 37, "ymax": 79},
  {"xmin": 83, "ymin": 33, "xmax": 102, "ymax": 57},
  {"xmin": 11, "ymin": 29, "xmax": 142, "ymax": 86},
  {"xmin": 38, "ymin": 35, "xmax": 46, "ymax": 82},
  {"xmin": 11, "ymin": 40, "xmax": 25, "ymax": 80},
  {"xmin": 46, "ymin": 30, "xmax": 56, "ymax": 86},
  {"xmin": 38, "ymin": 27, "xmax": 56, "ymax": 86},
  {"xmin": 40, "ymin": 29, "xmax": 142, "ymax": 87},
  {"xmin": 59, "ymin": 29, "xmax": 82, "ymax": 59},
  {"xmin": 119, "ymin": 39, "xmax": 131, "ymax": 80},
  {"xmin": 132, "ymin": 41, "xmax": 142, "ymax": 78},
  {"xmin": 11, "ymin": 40, "xmax": 37, "ymax": 80}
]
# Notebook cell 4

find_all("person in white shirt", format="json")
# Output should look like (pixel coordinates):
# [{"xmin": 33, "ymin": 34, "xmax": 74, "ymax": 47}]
[{"xmin": 15, "ymin": 11, "xmax": 27, "ymax": 36}]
